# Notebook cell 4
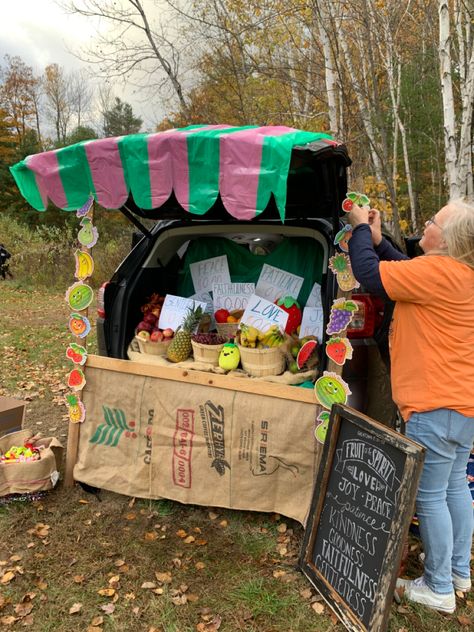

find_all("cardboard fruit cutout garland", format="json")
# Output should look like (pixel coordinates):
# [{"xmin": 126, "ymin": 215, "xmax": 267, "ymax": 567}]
[
  {"xmin": 315, "ymin": 410, "xmax": 330, "ymax": 444},
  {"xmin": 68, "ymin": 313, "xmax": 91, "ymax": 338},
  {"xmin": 68, "ymin": 368, "xmax": 86, "ymax": 391},
  {"xmin": 325, "ymin": 336, "xmax": 353, "ymax": 366},
  {"xmin": 341, "ymin": 191, "xmax": 370, "ymax": 213},
  {"xmin": 334, "ymin": 224, "xmax": 352, "ymax": 252},
  {"xmin": 65, "ymin": 282, "xmax": 94, "ymax": 311},
  {"xmin": 314, "ymin": 371, "xmax": 351, "ymax": 409},
  {"xmin": 74, "ymin": 250, "xmax": 94, "ymax": 281},
  {"xmin": 328, "ymin": 253, "xmax": 360, "ymax": 292},
  {"xmin": 326, "ymin": 298, "xmax": 358, "ymax": 335},
  {"xmin": 66, "ymin": 343, "xmax": 88, "ymax": 365},
  {"xmin": 78, "ymin": 217, "xmax": 99, "ymax": 248},
  {"xmin": 66, "ymin": 393, "xmax": 86, "ymax": 424}
]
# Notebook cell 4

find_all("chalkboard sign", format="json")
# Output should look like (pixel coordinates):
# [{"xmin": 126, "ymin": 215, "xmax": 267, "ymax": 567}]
[{"xmin": 299, "ymin": 404, "xmax": 424, "ymax": 632}]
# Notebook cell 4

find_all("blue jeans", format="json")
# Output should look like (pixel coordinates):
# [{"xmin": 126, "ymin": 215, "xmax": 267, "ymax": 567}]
[{"xmin": 406, "ymin": 409, "xmax": 474, "ymax": 594}]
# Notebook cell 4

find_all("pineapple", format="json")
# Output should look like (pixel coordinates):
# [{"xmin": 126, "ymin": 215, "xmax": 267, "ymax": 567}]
[{"xmin": 166, "ymin": 305, "xmax": 204, "ymax": 363}]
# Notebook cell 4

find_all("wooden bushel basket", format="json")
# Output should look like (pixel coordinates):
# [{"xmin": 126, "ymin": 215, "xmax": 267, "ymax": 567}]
[
  {"xmin": 238, "ymin": 345, "xmax": 286, "ymax": 377},
  {"xmin": 135, "ymin": 336, "xmax": 172, "ymax": 356},
  {"xmin": 191, "ymin": 340, "xmax": 226, "ymax": 366}
]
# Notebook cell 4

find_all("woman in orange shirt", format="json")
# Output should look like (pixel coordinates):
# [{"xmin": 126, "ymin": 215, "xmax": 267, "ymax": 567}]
[{"xmin": 348, "ymin": 200, "xmax": 474, "ymax": 614}]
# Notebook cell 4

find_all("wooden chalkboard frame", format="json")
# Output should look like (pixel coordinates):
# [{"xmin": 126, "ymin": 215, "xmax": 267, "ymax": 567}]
[{"xmin": 299, "ymin": 404, "xmax": 424, "ymax": 632}]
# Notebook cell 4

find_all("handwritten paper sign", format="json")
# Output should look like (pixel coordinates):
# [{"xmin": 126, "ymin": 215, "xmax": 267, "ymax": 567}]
[
  {"xmin": 212, "ymin": 282, "xmax": 255, "ymax": 312},
  {"xmin": 240, "ymin": 294, "xmax": 289, "ymax": 334},
  {"xmin": 299, "ymin": 404, "xmax": 424, "ymax": 632},
  {"xmin": 255, "ymin": 264, "xmax": 304, "ymax": 302},
  {"xmin": 190, "ymin": 255, "xmax": 231, "ymax": 293},
  {"xmin": 300, "ymin": 307, "xmax": 324, "ymax": 342},
  {"xmin": 158, "ymin": 295, "xmax": 207, "ymax": 332},
  {"xmin": 306, "ymin": 282, "xmax": 322, "ymax": 308}
]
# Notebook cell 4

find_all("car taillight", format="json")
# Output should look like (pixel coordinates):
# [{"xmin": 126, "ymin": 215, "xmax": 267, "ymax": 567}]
[
  {"xmin": 97, "ymin": 282, "xmax": 109, "ymax": 319},
  {"xmin": 346, "ymin": 294, "xmax": 376, "ymax": 338}
]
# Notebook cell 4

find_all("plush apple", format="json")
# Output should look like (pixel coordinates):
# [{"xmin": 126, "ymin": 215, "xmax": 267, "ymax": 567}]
[{"xmin": 150, "ymin": 330, "xmax": 164, "ymax": 342}]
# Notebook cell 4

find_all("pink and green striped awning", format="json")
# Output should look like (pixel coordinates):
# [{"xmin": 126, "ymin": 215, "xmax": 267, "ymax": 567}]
[{"xmin": 10, "ymin": 124, "xmax": 335, "ymax": 222}]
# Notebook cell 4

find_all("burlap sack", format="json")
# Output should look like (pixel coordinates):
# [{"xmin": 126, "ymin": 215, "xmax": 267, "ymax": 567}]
[
  {"xmin": 0, "ymin": 430, "xmax": 63, "ymax": 495},
  {"xmin": 75, "ymin": 364, "xmax": 323, "ymax": 524}
]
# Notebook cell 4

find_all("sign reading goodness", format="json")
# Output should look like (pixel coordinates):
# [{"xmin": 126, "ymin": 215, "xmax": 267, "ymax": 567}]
[{"xmin": 299, "ymin": 405, "xmax": 424, "ymax": 632}]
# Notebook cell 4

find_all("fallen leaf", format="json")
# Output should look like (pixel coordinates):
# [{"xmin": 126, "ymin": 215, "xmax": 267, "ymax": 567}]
[
  {"xmin": 132, "ymin": 607, "xmax": 140, "ymax": 615},
  {"xmin": 155, "ymin": 571, "xmax": 172, "ymax": 584},
  {"xmin": 187, "ymin": 593, "xmax": 199, "ymax": 602},
  {"xmin": 457, "ymin": 615, "xmax": 472, "ymax": 626},
  {"xmin": 152, "ymin": 588, "xmax": 164, "ymax": 595},
  {"xmin": 0, "ymin": 615, "xmax": 18, "ymax": 626},
  {"xmin": 176, "ymin": 529, "xmax": 187, "ymax": 538},
  {"xmin": 277, "ymin": 523, "xmax": 287, "ymax": 533},
  {"xmin": 124, "ymin": 513, "xmax": 136, "ymax": 521},
  {"xmin": 0, "ymin": 571, "xmax": 15, "ymax": 584},
  {"xmin": 73, "ymin": 575, "xmax": 85, "ymax": 584},
  {"xmin": 397, "ymin": 606, "xmax": 410, "ymax": 614},
  {"xmin": 69, "ymin": 603, "xmax": 82, "ymax": 615},
  {"xmin": 311, "ymin": 602, "xmax": 325, "ymax": 614},
  {"xmin": 208, "ymin": 512, "xmax": 218, "ymax": 520},
  {"xmin": 10, "ymin": 555, "xmax": 22, "ymax": 562},
  {"xmin": 91, "ymin": 616, "xmax": 104, "ymax": 626},
  {"xmin": 78, "ymin": 499, "xmax": 89, "ymax": 504},
  {"xmin": 108, "ymin": 575, "xmax": 120, "ymax": 585},
  {"xmin": 33, "ymin": 579, "xmax": 47, "ymax": 590},
  {"xmin": 272, "ymin": 570, "xmax": 286, "ymax": 579},
  {"xmin": 100, "ymin": 603, "xmax": 115, "ymax": 615},
  {"xmin": 14, "ymin": 602, "xmax": 33, "ymax": 617},
  {"xmin": 456, "ymin": 590, "xmax": 466, "ymax": 599},
  {"xmin": 195, "ymin": 539, "xmax": 208, "ymax": 546},
  {"xmin": 97, "ymin": 588, "xmax": 115, "ymax": 597},
  {"xmin": 300, "ymin": 588, "xmax": 312, "ymax": 600},
  {"xmin": 86, "ymin": 627, "xmax": 102, "ymax": 632},
  {"xmin": 219, "ymin": 520, "xmax": 228, "ymax": 528},
  {"xmin": 144, "ymin": 531, "xmax": 158, "ymax": 541},
  {"xmin": 114, "ymin": 559, "xmax": 125, "ymax": 567},
  {"xmin": 171, "ymin": 594, "xmax": 187, "ymax": 605},
  {"xmin": 184, "ymin": 535, "xmax": 195, "ymax": 544},
  {"xmin": 196, "ymin": 614, "xmax": 222, "ymax": 631},
  {"xmin": 141, "ymin": 582, "xmax": 157, "ymax": 589},
  {"xmin": 195, "ymin": 562, "xmax": 206, "ymax": 570},
  {"xmin": 21, "ymin": 614, "xmax": 34, "ymax": 626}
]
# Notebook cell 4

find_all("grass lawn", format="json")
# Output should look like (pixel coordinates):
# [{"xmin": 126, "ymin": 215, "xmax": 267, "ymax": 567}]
[{"xmin": 0, "ymin": 282, "xmax": 472, "ymax": 631}]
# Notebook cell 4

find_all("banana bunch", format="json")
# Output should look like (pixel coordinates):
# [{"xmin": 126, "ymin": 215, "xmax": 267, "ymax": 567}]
[
  {"xmin": 239, "ymin": 324, "xmax": 285, "ymax": 348},
  {"xmin": 258, "ymin": 324, "xmax": 285, "ymax": 348},
  {"xmin": 239, "ymin": 324, "xmax": 260, "ymax": 348}
]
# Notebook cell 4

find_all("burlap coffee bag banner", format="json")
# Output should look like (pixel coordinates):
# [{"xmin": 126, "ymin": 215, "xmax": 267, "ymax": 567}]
[{"xmin": 75, "ymin": 365, "xmax": 323, "ymax": 524}]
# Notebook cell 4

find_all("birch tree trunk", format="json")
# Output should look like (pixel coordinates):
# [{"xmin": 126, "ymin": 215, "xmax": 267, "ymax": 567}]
[{"xmin": 314, "ymin": 1, "xmax": 340, "ymax": 136}]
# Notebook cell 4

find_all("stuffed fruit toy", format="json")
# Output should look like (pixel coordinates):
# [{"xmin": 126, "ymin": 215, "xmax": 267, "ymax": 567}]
[{"xmin": 275, "ymin": 296, "xmax": 302, "ymax": 335}]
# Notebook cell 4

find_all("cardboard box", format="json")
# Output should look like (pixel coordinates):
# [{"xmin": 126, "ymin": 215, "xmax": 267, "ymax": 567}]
[{"xmin": 0, "ymin": 397, "xmax": 25, "ymax": 437}]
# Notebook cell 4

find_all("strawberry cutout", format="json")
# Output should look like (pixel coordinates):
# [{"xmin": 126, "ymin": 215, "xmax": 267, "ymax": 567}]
[
  {"xmin": 275, "ymin": 296, "xmax": 302, "ymax": 334},
  {"xmin": 68, "ymin": 368, "xmax": 86, "ymax": 391},
  {"xmin": 326, "ymin": 336, "xmax": 353, "ymax": 366}
]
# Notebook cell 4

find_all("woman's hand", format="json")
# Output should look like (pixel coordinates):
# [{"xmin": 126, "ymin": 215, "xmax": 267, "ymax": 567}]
[
  {"xmin": 348, "ymin": 204, "xmax": 369, "ymax": 227},
  {"xmin": 368, "ymin": 209, "xmax": 383, "ymax": 246}
]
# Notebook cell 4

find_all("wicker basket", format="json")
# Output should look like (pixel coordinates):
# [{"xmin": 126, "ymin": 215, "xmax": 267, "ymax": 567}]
[
  {"xmin": 191, "ymin": 340, "xmax": 226, "ymax": 366},
  {"xmin": 237, "ymin": 345, "xmax": 286, "ymax": 377},
  {"xmin": 135, "ymin": 335, "xmax": 172, "ymax": 356},
  {"xmin": 216, "ymin": 322, "xmax": 239, "ymax": 339}
]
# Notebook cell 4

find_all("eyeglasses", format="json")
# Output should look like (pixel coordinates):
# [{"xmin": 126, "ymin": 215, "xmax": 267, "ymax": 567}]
[{"xmin": 426, "ymin": 215, "xmax": 442, "ymax": 228}]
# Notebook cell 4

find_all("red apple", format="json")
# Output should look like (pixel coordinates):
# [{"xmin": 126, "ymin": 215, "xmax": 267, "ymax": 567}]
[
  {"xmin": 162, "ymin": 328, "xmax": 174, "ymax": 338},
  {"xmin": 150, "ymin": 330, "xmax": 164, "ymax": 342}
]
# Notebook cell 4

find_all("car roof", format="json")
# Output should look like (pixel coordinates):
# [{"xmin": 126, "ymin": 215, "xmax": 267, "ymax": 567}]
[{"xmin": 10, "ymin": 124, "xmax": 351, "ymax": 224}]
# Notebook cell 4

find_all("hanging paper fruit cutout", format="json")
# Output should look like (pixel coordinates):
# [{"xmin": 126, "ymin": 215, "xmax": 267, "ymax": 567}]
[
  {"xmin": 78, "ymin": 217, "xmax": 99, "ymax": 248},
  {"xmin": 68, "ymin": 368, "xmax": 86, "ymax": 391},
  {"xmin": 326, "ymin": 336, "xmax": 353, "ymax": 366},
  {"xmin": 341, "ymin": 192, "xmax": 370, "ymax": 213},
  {"xmin": 334, "ymin": 224, "xmax": 353, "ymax": 252},
  {"xmin": 329, "ymin": 253, "xmax": 360, "ymax": 292},
  {"xmin": 66, "ymin": 343, "xmax": 87, "ymax": 365},
  {"xmin": 296, "ymin": 339, "xmax": 318, "ymax": 370},
  {"xmin": 68, "ymin": 313, "xmax": 91, "ymax": 338},
  {"xmin": 76, "ymin": 196, "xmax": 93, "ymax": 218},
  {"xmin": 314, "ymin": 371, "xmax": 352, "ymax": 409},
  {"xmin": 74, "ymin": 250, "xmax": 94, "ymax": 281},
  {"xmin": 65, "ymin": 282, "xmax": 94, "ymax": 311},
  {"xmin": 326, "ymin": 298, "xmax": 358, "ymax": 335},
  {"xmin": 274, "ymin": 296, "xmax": 302, "ymax": 334},
  {"xmin": 315, "ymin": 410, "xmax": 330, "ymax": 444},
  {"xmin": 66, "ymin": 393, "xmax": 86, "ymax": 424}
]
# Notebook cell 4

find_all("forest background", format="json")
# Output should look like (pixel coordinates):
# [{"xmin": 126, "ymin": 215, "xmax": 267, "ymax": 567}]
[{"xmin": 1, "ymin": 0, "xmax": 473, "ymax": 288}]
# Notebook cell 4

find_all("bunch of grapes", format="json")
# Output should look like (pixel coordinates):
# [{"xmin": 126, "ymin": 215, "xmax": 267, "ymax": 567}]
[
  {"xmin": 326, "ymin": 299, "xmax": 357, "ymax": 335},
  {"xmin": 192, "ymin": 333, "xmax": 228, "ymax": 345}
]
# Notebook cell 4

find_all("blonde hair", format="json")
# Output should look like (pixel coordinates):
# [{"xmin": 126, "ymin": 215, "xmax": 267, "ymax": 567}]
[{"xmin": 442, "ymin": 199, "xmax": 474, "ymax": 269}]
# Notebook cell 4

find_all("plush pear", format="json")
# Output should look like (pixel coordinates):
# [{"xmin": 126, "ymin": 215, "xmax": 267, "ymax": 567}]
[{"xmin": 219, "ymin": 343, "xmax": 240, "ymax": 371}]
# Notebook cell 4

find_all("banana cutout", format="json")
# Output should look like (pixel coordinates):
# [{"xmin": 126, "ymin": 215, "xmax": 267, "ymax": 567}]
[{"xmin": 74, "ymin": 249, "xmax": 95, "ymax": 281}]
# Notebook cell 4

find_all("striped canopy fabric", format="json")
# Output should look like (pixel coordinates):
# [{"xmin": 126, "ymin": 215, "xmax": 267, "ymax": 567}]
[{"xmin": 10, "ymin": 124, "xmax": 335, "ymax": 222}]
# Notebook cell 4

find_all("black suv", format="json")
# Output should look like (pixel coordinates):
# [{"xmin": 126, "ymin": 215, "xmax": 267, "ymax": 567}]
[{"xmin": 96, "ymin": 139, "xmax": 397, "ymax": 426}]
